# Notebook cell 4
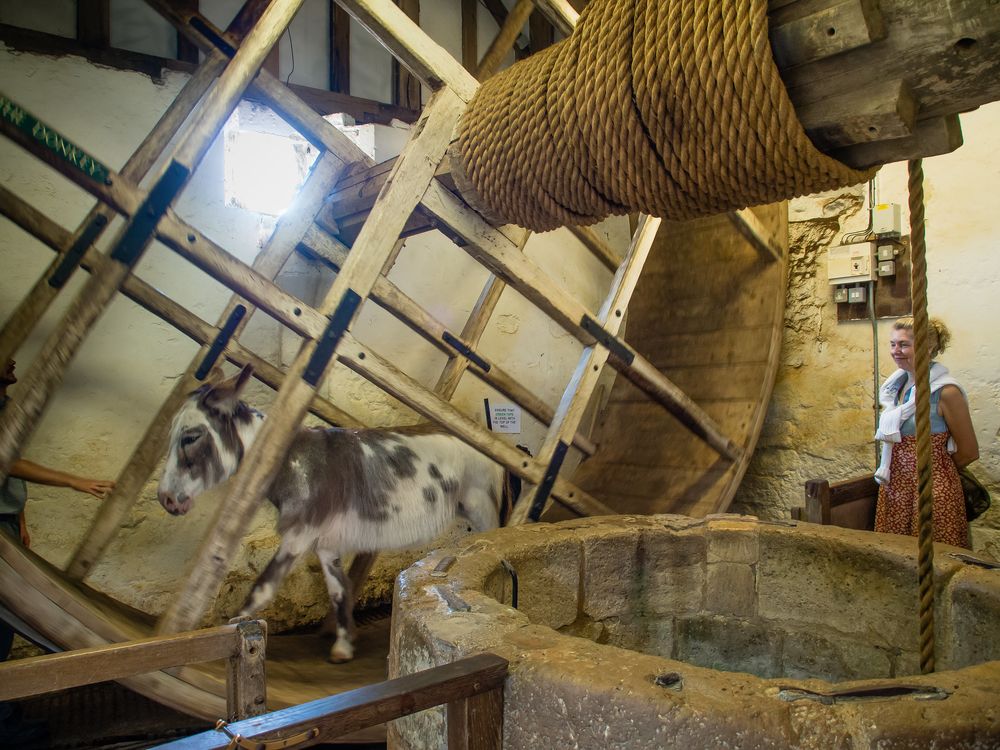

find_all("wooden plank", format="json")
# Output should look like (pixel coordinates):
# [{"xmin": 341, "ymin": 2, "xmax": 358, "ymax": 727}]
[
  {"xmin": 476, "ymin": 0, "xmax": 533, "ymax": 80},
  {"xmin": 566, "ymin": 224, "xmax": 622, "ymax": 271},
  {"xmin": 727, "ymin": 208, "xmax": 784, "ymax": 263},
  {"xmin": 769, "ymin": 0, "xmax": 885, "ymax": 69},
  {"xmin": 0, "ymin": 623, "xmax": 246, "ymax": 701},
  {"xmin": 160, "ymin": 654, "xmax": 507, "ymax": 749},
  {"xmin": 77, "ymin": 0, "xmax": 111, "ymax": 47},
  {"xmin": 462, "ymin": 0, "xmax": 478, "ymax": 70},
  {"xmin": 336, "ymin": 0, "xmax": 479, "ymax": 100},
  {"xmin": 832, "ymin": 114, "xmax": 963, "ymax": 170},
  {"xmin": 330, "ymin": 1, "xmax": 351, "ymax": 93},
  {"xmin": 798, "ymin": 78, "xmax": 917, "ymax": 147}
]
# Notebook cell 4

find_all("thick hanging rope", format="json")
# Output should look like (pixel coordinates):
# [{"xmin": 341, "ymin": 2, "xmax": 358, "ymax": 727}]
[
  {"xmin": 452, "ymin": 0, "xmax": 878, "ymax": 232},
  {"xmin": 908, "ymin": 158, "xmax": 936, "ymax": 674}
]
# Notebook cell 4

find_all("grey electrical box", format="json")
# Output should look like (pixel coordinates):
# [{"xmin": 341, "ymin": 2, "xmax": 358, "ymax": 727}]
[
  {"xmin": 848, "ymin": 287, "xmax": 867, "ymax": 304},
  {"xmin": 878, "ymin": 260, "xmax": 896, "ymax": 277},
  {"xmin": 833, "ymin": 287, "xmax": 849, "ymax": 303},
  {"xmin": 877, "ymin": 244, "xmax": 896, "ymax": 261}
]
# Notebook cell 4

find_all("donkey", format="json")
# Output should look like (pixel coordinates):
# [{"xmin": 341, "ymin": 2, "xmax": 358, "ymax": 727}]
[{"xmin": 157, "ymin": 366, "xmax": 510, "ymax": 662}]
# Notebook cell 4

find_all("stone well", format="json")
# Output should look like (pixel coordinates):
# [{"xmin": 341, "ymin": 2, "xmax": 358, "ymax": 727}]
[{"xmin": 388, "ymin": 515, "xmax": 1000, "ymax": 749}]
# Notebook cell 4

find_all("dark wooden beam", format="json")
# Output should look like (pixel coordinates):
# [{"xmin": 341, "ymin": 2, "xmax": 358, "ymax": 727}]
[
  {"xmin": 392, "ymin": 0, "xmax": 422, "ymax": 110},
  {"xmin": 0, "ymin": 23, "xmax": 417, "ymax": 125},
  {"xmin": 76, "ymin": 0, "xmax": 110, "ymax": 48},
  {"xmin": 175, "ymin": 0, "xmax": 200, "ymax": 63},
  {"xmin": 529, "ymin": 9, "xmax": 554, "ymax": 54},
  {"xmin": 330, "ymin": 1, "xmax": 351, "ymax": 93},
  {"xmin": 462, "ymin": 0, "xmax": 478, "ymax": 71}
]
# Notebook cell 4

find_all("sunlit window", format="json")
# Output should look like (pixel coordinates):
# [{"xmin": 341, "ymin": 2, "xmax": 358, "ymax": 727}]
[{"xmin": 223, "ymin": 116, "xmax": 317, "ymax": 217}]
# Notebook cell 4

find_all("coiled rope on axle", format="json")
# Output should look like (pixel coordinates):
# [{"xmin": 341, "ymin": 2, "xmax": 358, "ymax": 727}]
[{"xmin": 452, "ymin": 0, "xmax": 877, "ymax": 232}]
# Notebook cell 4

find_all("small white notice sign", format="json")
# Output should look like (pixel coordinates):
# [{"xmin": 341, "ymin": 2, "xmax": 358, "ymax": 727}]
[{"xmin": 489, "ymin": 403, "xmax": 522, "ymax": 434}]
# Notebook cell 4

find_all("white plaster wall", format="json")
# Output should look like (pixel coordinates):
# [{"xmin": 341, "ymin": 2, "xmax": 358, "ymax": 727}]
[
  {"xmin": 0, "ymin": 39, "xmax": 627, "ymax": 626},
  {"xmin": 734, "ymin": 102, "xmax": 1000, "ymax": 558}
]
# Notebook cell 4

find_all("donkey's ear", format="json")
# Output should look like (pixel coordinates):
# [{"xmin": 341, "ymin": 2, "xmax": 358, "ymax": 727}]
[{"xmin": 204, "ymin": 365, "xmax": 253, "ymax": 415}]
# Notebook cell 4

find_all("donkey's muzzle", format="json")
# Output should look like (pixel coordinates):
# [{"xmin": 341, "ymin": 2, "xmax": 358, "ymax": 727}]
[{"xmin": 158, "ymin": 491, "xmax": 192, "ymax": 516}]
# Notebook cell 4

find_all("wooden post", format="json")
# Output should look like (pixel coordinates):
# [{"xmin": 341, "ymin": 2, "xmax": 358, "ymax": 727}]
[
  {"xmin": 461, "ymin": 0, "xmax": 478, "ymax": 71},
  {"xmin": 226, "ymin": 617, "xmax": 268, "ymax": 720},
  {"xmin": 392, "ymin": 0, "xmax": 422, "ymax": 109},
  {"xmin": 330, "ymin": 1, "xmax": 351, "ymax": 93},
  {"xmin": 447, "ymin": 688, "xmax": 503, "ymax": 750}
]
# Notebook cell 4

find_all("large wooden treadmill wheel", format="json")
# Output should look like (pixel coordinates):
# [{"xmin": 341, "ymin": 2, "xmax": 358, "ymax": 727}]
[{"xmin": 572, "ymin": 204, "xmax": 788, "ymax": 517}]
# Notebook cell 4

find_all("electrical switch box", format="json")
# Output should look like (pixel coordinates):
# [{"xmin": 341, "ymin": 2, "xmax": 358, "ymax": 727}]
[
  {"xmin": 848, "ymin": 286, "xmax": 867, "ymax": 304},
  {"xmin": 827, "ymin": 242, "xmax": 876, "ymax": 285},
  {"xmin": 873, "ymin": 203, "xmax": 901, "ymax": 237},
  {"xmin": 878, "ymin": 260, "xmax": 896, "ymax": 277},
  {"xmin": 833, "ymin": 287, "xmax": 849, "ymax": 303},
  {"xmin": 877, "ymin": 244, "xmax": 896, "ymax": 261}
]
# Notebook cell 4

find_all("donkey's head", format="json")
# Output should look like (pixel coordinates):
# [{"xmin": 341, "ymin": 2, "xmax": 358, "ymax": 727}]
[{"xmin": 158, "ymin": 366, "xmax": 261, "ymax": 516}]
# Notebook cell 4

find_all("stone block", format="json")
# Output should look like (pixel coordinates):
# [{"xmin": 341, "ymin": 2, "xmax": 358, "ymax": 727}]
[
  {"xmin": 938, "ymin": 566, "xmax": 1000, "ymax": 670},
  {"xmin": 639, "ymin": 529, "xmax": 706, "ymax": 615},
  {"xmin": 780, "ymin": 625, "xmax": 893, "ymax": 682},
  {"xmin": 498, "ymin": 527, "xmax": 583, "ymax": 630},
  {"xmin": 675, "ymin": 614, "xmax": 779, "ymax": 678},
  {"xmin": 757, "ymin": 526, "xmax": 916, "ymax": 646},
  {"xmin": 601, "ymin": 614, "xmax": 675, "ymax": 658},
  {"xmin": 705, "ymin": 561, "xmax": 757, "ymax": 618},
  {"xmin": 707, "ymin": 525, "xmax": 760, "ymax": 564},
  {"xmin": 581, "ymin": 528, "xmax": 641, "ymax": 620}
]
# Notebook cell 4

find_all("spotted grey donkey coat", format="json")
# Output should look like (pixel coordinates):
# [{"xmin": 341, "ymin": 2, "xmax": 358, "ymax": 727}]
[{"xmin": 157, "ymin": 367, "xmax": 510, "ymax": 662}]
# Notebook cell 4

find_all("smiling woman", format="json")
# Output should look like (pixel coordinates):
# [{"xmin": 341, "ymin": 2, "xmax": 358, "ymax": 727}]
[{"xmin": 874, "ymin": 317, "xmax": 979, "ymax": 548}]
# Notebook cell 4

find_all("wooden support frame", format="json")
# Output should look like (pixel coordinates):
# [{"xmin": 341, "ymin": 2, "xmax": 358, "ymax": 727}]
[
  {"xmin": 0, "ymin": 619, "xmax": 267, "ymax": 721},
  {"xmin": 160, "ymin": 652, "xmax": 506, "ymax": 749}
]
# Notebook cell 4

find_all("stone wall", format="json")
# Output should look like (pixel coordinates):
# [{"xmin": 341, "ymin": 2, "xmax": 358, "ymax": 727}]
[{"xmin": 733, "ymin": 103, "xmax": 1000, "ymax": 559}]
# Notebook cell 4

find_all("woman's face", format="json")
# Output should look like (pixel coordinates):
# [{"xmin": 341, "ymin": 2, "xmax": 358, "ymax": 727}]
[{"xmin": 889, "ymin": 328, "xmax": 915, "ymax": 373}]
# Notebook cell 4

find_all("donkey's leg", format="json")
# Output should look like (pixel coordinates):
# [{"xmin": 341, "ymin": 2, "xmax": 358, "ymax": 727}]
[
  {"xmin": 316, "ymin": 548, "xmax": 356, "ymax": 663},
  {"xmin": 238, "ymin": 532, "xmax": 312, "ymax": 617}
]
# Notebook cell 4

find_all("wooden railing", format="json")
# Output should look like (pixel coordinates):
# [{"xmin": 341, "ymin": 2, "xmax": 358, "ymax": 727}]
[
  {"xmin": 159, "ymin": 652, "xmax": 508, "ymax": 750},
  {"xmin": 793, "ymin": 475, "xmax": 879, "ymax": 530},
  {"xmin": 0, "ymin": 618, "xmax": 267, "ymax": 721}
]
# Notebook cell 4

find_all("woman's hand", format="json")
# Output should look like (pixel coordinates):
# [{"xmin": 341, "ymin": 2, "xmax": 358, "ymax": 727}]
[{"xmin": 70, "ymin": 478, "xmax": 116, "ymax": 499}]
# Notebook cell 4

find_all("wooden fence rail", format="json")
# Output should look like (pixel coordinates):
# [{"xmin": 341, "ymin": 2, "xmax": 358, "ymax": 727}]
[
  {"xmin": 159, "ymin": 652, "xmax": 508, "ymax": 750},
  {"xmin": 0, "ymin": 619, "xmax": 267, "ymax": 721}
]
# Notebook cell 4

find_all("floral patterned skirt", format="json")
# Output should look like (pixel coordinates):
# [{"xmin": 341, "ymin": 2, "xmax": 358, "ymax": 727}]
[{"xmin": 875, "ymin": 433, "xmax": 969, "ymax": 548}]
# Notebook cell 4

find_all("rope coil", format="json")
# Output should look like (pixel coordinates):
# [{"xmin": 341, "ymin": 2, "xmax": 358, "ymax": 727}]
[{"xmin": 453, "ymin": 0, "xmax": 877, "ymax": 231}]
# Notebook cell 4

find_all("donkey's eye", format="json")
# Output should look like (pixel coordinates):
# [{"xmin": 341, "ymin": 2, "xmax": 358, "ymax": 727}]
[{"xmin": 181, "ymin": 430, "xmax": 203, "ymax": 447}]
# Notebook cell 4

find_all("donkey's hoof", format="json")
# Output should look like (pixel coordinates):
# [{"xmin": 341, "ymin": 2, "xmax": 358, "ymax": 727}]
[{"xmin": 329, "ymin": 642, "xmax": 354, "ymax": 663}]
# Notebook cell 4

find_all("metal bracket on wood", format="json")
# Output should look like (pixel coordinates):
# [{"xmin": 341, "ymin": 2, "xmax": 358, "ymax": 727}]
[
  {"xmin": 442, "ymin": 331, "xmax": 491, "ymax": 372},
  {"xmin": 196, "ymin": 304, "xmax": 247, "ymax": 380},
  {"xmin": 528, "ymin": 440, "xmax": 569, "ymax": 521},
  {"xmin": 303, "ymin": 289, "xmax": 361, "ymax": 386},
  {"xmin": 580, "ymin": 314, "xmax": 635, "ymax": 365},
  {"xmin": 48, "ymin": 213, "xmax": 108, "ymax": 289},
  {"xmin": 110, "ymin": 160, "xmax": 190, "ymax": 267}
]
